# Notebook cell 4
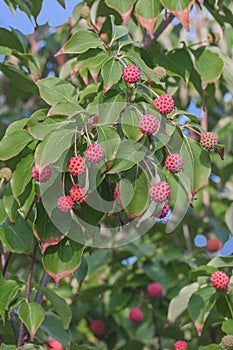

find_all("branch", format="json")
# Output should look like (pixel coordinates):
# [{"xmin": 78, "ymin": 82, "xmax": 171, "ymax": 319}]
[
  {"xmin": 151, "ymin": 300, "xmax": 163, "ymax": 350},
  {"xmin": 35, "ymin": 271, "xmax": 50, "ymax": 305},
  {"xmin": 142, "ymin": 13, "xmax": 175, "ymax": 50},
  {"xmin": 17, "ymin": 241, "xmax": 38, "ymax": 347}
]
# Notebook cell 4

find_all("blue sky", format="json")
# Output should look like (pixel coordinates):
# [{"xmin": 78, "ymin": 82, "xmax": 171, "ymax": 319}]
[{"xmin": 0, "ymin": 0, "xmax": 81, "ymax": 34}]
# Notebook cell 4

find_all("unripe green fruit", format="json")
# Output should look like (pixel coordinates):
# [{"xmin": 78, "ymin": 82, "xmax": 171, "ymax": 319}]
[
  {"xmin": 80, "ymin": 4, "xmax": 90, "ymax": 19},
  {"xmin": 0, "ymin": 167, "xmax": 12, "ymax": 181},
  {"xmin": 221, "ymin": 335, "xmax": 233, "ymax": 350}
]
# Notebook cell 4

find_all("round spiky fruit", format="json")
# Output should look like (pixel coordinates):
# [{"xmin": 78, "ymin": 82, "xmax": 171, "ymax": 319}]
[
  {"xmin": 0, "ymin": 167, "xmax": 12, "ymax": 181},
  {"xmin": 206, "ymin": 238, "xmax": 223, "ymax": 252},
  {"xmin": 47, "ymin": 339, "xmax": 64, "ymax": 350},
  {"xmin": 114, "ymin": 183, "xmax": 122, "ymax": 205},
  {"xmin": 129, "ymin": 307, "xmax": 143, "ymax": 323},
  {"xmin": 149, "ymin": 181, "xmax": 171, "ymax": 203},
  {"xmin": 85, "ymin": 144, "xmax": 105, "ymax": 163},
  {"xmin": 156, "ymin": 202, "xmax": 169, "ymax": 219},
  {"xmin": 147, "ymin": 282, "xmax": 163, "ymax": 298},
  {"xmin": 69, "ymin": 184, "xmax": 87, "ymax": 203},
  {"xmin": 90, "ymin": 320, "xmax": 106, "ymax": 337},
  {"xmin": 154, "ymin": 94, "xmax": 174, "ymax": 115},
  {"xmin": 165, "ymin": 153, "xmax": 184, "ymax": 173},
  {"xmin": 122, "ymin": 65, "xmax": 140, "ymax": 83},
  {"xmin": 174, "ymin": 340, "xmax": 187, "ymax": 349},
  {"xmin": 57, "ymin": 196, "xmax": 74, "ymax": 212},
  {"xmin": 200, "ymin": 131, "xmax": 218, "ymax": 150},
  {"xmin": 68, "ymin": 156, "xmax": 86, "ymax": 176},
  {"xmin": 210, "ymin": 271, "xmax": 229, "ymax": 290},
  {"xmin": 153, "ymin": 66, "xmax": 167, "ymax": 80},
  {"xmin": 221, "ymin": 335, "xmax": 233, "ymax": 350},
  {"xmin": 138, "ymin": 114, "xmax": 159, "ymax": 135},
  {"xmin": 32, "ymin": 165, "xmax": 52, "ymax": 183},
  {"xmin": 80, "ymin": 4, "xmax": 90, "ymax": 19}
]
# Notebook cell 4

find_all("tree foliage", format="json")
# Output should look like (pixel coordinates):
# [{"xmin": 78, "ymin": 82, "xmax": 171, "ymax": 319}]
[{"xmin": 0, "ymin": 0, "xmax": 233, "ymax": 349}]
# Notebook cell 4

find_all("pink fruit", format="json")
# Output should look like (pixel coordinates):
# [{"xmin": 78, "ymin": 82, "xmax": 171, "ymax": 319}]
[
  {"xmin": 156, "ymin": 202, "xmax": 169, "ymax": 219},
  {"xmin": 154, "ymin": 94, "xmax": 174, "ymax": 115},
  {"xmin": 210, "ymin": 271, "xmax": 229, "ymax": 290},
  {"xmin": 147, "ymin": 282, "xmax": 163, "ymax": 298},
  {"xmin": 200, "ymin": 131, "xmax": 218, "ymax": 150},
  {"xmin": 68, "ymin": 156, "xmax": 86, "ymax": 176},
  {"xmin": 69, "ymin": 184, "xmax": 87, "ymax": 203},
  {"xmin": 47, "ymin": 339, "xmax": 64, "ymax": 350},
  {"xmin": 165, "ymin": 154, "xmax": 184, "ymax": 173},
  {"xmin": 57, "ymin": 196, "xmax": 74, "ymax": 212},
  {"xmin": 122, "ymin": 65, "xmax": 140, "ymax": 83},
  {"xmin": 129, "ymin": 307, "xmax": 143, "ymax": 323},
  {"xmin": 32, "ymin": 165, "xmax": 52, "ymax": 183},
  {"xmin": 138, "ymin": 114, "xmax": 159, "ymax": 135},
  {"xmin": 85, "ymin": 144, "xmax": 105, "ymax": 163},
  {"xmin": 174, "ymin": 340, "xmax": 187, "ymax": 349},
  {"xmin": 206, "ymin": 238, "xmax": 223, "ymax": 252},
  {"xmin": 90, "ymin": 319, "xmax": 106, "ymax": 337},
  {"xmin": 149, "ymin": 181, "xmax": 171, "ymax": 203}
]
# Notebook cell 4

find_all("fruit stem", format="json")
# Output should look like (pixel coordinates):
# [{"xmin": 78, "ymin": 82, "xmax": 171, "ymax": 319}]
[
  {"xmin": 85, "ymin": 124, "xmax": 92, "ymax": 145},
  {"xmin": 224, "ymin": 295, "xmax": 233, "ymax": 318},
  {"xmin": 138, "ymin": 83, "xmax": 160, "ymax": 98},
  {"xmin": 74, "ymin": 129, "xmax": 78, "ymax": 157},
  {"xmin": 151, "ymin": 300, "xmax": 163, "ymax": 350},
  {"xmin": 183, "ymin": 124, "xmax": 202, "ymax": 136},
  {"xmin": 0, "ymin": 177, "xmax": 5, "ymax": 191},
  {"xmin": 165, "ymin": 145, "xmax": 172, "ymax": 155},
  {"xmin": 143, "ymin": 159, "xmax": 155, "ymax": 181}
]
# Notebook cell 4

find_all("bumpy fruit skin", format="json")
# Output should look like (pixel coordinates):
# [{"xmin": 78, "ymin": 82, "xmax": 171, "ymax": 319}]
[
  {"xmin": 149, "ymin": 181, "xmax": 171, "ymax": 203},
  {"xmin": 0, "ymin": 167, "xmax": 12, "ymax": 181},
  {"xmin": 210, "ymin": 271, "xmax": 229, "ymax": 290},
  {"xmin": 90, "ymin": 320, "xmax": 106, "ymax": 337},
  {"xmin": 200, "ymin": 131, "xmax": 218, "ymax": 150},
  {"xmin": 221, "ymin": 335, "xmax": 233, "ymax": 350},
  {"xmin": 47, "ymin": 339, "xmax": 64, "ymax": 350},
  {"xmin": 85, "ymin": 144, "xmax": 105, "ymax": 163},
  {"xmin": 122, "ymin": 65, "xmax": 141, "ymax": 83},
  {"xmin": 69, "ymin": 184, "xmax": 87, "ymax": 203},
  {"xmin": 154, "ymin": 94, "xmax": 174, "ymax": 115},
  {"xmin": 57, "ymin": 196, "xmax": 74, "ymax": 212},
  {"xmin": 165, "ymin": 154, "xmax": 184, "ymax": 173},
  {"xmin": 156, "ymin": 202, "xmax": 169, "ymax": 219},
  {"xmin": 147, "ymin": 282, "xmax": 163, "ymax": 298},
  {"xmin": 153, "ymin": 66, "xmax": 167, "ymax": 80},
  {"xmin": 138, "ymin": 114, "xmax": 159, "ymax": 135},
  {"xmin": 114, "ymin": 183, "xmax": 122, "ymax": 205},
  {"xmin": 32, "ymin": 165, "xmax": 52, "ymax": 183},
  {"xmin": 68, "ymin": 156, "xmax": 86, "ymax": 176},
  {"xmin": 129, "ymin": 307, "xmax": 143, "ymax": 323},
  {"xmin": 206, "ymin": 238, "xmax": 223, "ymax": 252},
  {"xmin": 174, "ymin": 340, "xmax": 187, "ymax": 349}
]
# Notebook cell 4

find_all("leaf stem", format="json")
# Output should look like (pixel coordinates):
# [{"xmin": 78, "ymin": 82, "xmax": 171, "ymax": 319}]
[{"xmin": 225, "ymin": 295, "xmax": 233, "ymax": 319}]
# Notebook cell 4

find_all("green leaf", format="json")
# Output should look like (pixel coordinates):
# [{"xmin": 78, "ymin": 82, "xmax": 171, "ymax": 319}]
[
  {"xmin": 35, "ymin": 121, "xmax": 75, "ymax": 168},
  {"xmin": 199, "ymin": 346, "xmax": 221, "ymax": 350},
  {"xmin": 2, "ymin": 183, "xmax": 18, "ymax": 223},
  {"xmin": 192, "ymin": 47, "xmax": 224, "ymax": 84},
  {"xmin": 167, "ymin": 283, "xmax": 199, "ymax": 323},
  {"xmin": 121, "ymin": 166, "xmax": 149, "ymax": 216},
  {"xmin": 56, "ymin": 0, "xmax": 66, "ymax": 8},
  {"xmin": 36, "ymin": 287, "xmax": 72, "ymax": 329},
  {"xmin": 121, "ymin": 105, "xmax": 143, "ymax": 141},
  {"xmin": 36, "ymin": 77, "xmax": 78, "ymax": 106},
  {"xmin": 0, "ymin": 200, "xmax": 7, "ymax": 225},
  {"xmin": 41, "ymin": 313, "xmax": 71, "ymax": 346},
  {"xmin": 1, "ymin": 345, "xmax": 17, "ymax": 350},
  {"xmin": 56, "ymin": 30, "xmax": 103, "ymax": 55},
  {"xmin": 76, "ymin": 346, "xmax": 97, "ymax": 350},
  {"xmin": 0, "ymin": 274, "xmax": 21, "ymax": 323},
  {"xmin": 48, "ymin": 101, "xmax": 83, "ymax": 117},
  {"xmin": 76, "ymin": 255, "xmax": 88, "ymax": 286},
  {"xmin": 0, "ymin": 62, "xmax": 38, "ymax": 94},
  {"xmin": 78, "ymin": 49, "xmax": 109, "ymax": 78},
  {"xmin": 105, "ymin": 0, "xmax": 136, "ymax": 18},
  {"xmin": 225, "ymin": 203, "xmax": 233, "ymax": 235},
  {"xmin": 97, "ymin": 125, "xmax": 121, "ymax": 161},
  {"xmin": 208, "ymin": 256, "xmax": 233, "ymax": 268},
  {"xmin": 160, "ymin": 0, "xmax": 191, "ymax": 11},
  {"xmin": 135, "ymin": 0, "xmax": 161, "ymax": 19},
  {"xmin": 0, "ymin": 46, "xmax": 12, "ymax": 55},
  {"xmin": 102, "ymin": 59, "xmax": 122, "ymax": 93},
  {"xmin": 188, "ymin": 286, "xmax": 218, "ymax": 335},
  {"xmin": 0, "ymin": 130, "xmax": 33, "ymax": 161},
  {"xmin": 0, "ymin": 218, "xmax": 34, "ymax": 254},
  {"xmin": 26, "ymin": 109, "xmax": 66, "ymax": 140},
  {"xmin": 222, "ymin": 319, "xmax": 233, "ymax": 336},
  {"xmin": 110, "ymin": 15, "xmax": 129, "ymax": 42},
  {"xmin": 11, "ymin": 153, "xmax": 34, "ymax": 198},
  {"xmin": 0, "ymin": 28, "xmax": 25, "ymax": 52},
  {"xmin": 18, "ymin": 301, "xmax": 45, "ymax": 339},
  {"xmin": 107, "ymin": 289, "xmax": 132, "ymax": 313},
  {"xmin": 42, "ymin": 238, "xmax": 85, "ymax": 286}
]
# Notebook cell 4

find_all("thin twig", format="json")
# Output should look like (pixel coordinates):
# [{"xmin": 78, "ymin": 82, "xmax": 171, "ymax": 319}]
[
  {"xmin": 34, "ymin": 272, "xmax": 50, "ymax": 305},
  {"xmin": 183, "ymin": 223, "xmax": 192, "ymax": 252},
  {"xmin": 152, "ymin": 300, "xmax": 163, "ymax": 350}
]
